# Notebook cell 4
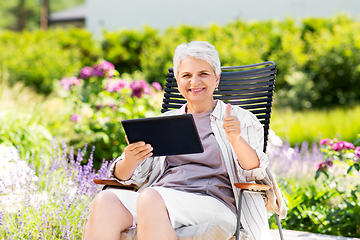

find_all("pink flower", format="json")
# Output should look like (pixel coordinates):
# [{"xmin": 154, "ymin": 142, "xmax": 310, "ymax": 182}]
[
  {"xmin": 332, "ymin": 141, "xmax": 355, "ymax": 151},
  {"xmin": 70, "ymin": 114, "xmax": 82, "ymax": 123},
  {"xmin": 344, "ymin": 141, "xmax": 354, "ymax": 150},
  {"xmin": 60, "ymin": 77, "xmax": 80, "ymax": 90},
  {"xmin": 105, "ymin": 79, "xmax": 129, "ymax": 93},
  {"xmin": 355, "ymin": 146, "xmax": 360, "ymax": 158},
  {"xmin": 130, "ymin": 80, "xmax": 151, "ymax": 98},
  {"xmin": 320, "ymin": 138, "xmax": 330, "ymax": 145},
  {"xmin": 93, "ymin": 60, "xmax": 115, "ymax": 78},
  {"xmin": 332, "ymin": 141, "xmax": 344, "ymax": 151},
  {"xmin": 152, "ymin": 82, "xmax": 162, "ymax": 91},
  {"xmin": 80, "ymin": 66, "xmax": 93, "ymax": 79}
]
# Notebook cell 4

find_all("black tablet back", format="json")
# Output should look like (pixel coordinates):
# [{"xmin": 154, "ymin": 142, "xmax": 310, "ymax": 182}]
[{"xmin": 122, "ymin": 114, "xmax": 204, "ymax": 156}]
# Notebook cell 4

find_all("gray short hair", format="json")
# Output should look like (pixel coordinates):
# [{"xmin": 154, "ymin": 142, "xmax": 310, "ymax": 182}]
[{"xmin": 173, "ymin": 41, "xmax": 221, "ymax": 78}]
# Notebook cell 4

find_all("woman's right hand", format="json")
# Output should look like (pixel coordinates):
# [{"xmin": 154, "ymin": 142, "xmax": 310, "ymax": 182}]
[
  {"xmin": 114, "ymin": 137, "xmax": 153, "ymax": 181},
  {"xmin": 123, "ymin": 136, "xmax": 153, "ymax": 166}
]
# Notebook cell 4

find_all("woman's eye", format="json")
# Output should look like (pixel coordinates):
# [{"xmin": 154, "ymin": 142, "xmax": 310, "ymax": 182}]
[
  {"xmin": 200, "ymin": 72, "xmax": 209, "ymax": 76},
  {"xmin": 182, "ymin": 74, "xmax": 190, "ymax": 78}
]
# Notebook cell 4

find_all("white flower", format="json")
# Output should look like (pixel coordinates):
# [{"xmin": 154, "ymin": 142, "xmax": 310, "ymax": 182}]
[
  {"xmin": 268, "ymin": 129, "xmax": 283, "ymax": 147},
  {"xmin": 0, "ymin": 145, "xmax": 19, "ymax": 165}
]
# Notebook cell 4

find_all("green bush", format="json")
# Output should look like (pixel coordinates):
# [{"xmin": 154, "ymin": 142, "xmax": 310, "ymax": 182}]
[
  {"xmin": 0, "ymin": 28, "xmax": 100, "ymax": 94},
  {"xmin": 1, "ymin": 15, "xmax": 360, "ymax": 107},
  {"xmin": 101, "ymin": 27, "xmax": 159, "ymax": 78},
  {"xmin": 304, "ymin": 17, "xmax": 360, "ymax": 108}
]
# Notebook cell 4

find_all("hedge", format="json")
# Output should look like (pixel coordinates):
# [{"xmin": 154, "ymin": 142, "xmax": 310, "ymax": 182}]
[{"xmin": 0, "ymin": 14, "xmax": 359, "ymax": 109}]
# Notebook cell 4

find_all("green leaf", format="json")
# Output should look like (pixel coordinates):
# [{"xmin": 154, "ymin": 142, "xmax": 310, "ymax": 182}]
[{"xmin": 355, "ymin": 163, "xmax": 360, "ymax": 172}]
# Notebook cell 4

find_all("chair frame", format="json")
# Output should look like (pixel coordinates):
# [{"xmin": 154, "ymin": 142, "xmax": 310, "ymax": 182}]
[{"xmin": 94, "ymin": 61, "xmax": 284, "ymax": 240}]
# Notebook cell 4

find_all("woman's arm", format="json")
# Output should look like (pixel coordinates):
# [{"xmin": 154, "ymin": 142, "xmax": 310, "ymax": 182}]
[{"xmin": 222, "ymin": 104, "xmax": 260, "ymax": 170}]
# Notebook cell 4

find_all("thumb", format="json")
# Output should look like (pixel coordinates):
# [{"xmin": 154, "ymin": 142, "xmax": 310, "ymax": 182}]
[{"xmin": 225, "ymin": 103, "xmax": 232, "ymax": 116}]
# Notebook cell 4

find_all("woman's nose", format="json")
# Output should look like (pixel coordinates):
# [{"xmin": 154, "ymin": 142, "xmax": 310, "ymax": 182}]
[{"xmin": 190, "ymin": 75, "xmax": 200, "ymax": 85}]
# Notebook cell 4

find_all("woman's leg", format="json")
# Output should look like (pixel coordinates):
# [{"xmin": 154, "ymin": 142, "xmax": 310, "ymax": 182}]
[
  {"xmin": 83, "ymin": 191, "xmax": 133, "ymax": 240},
  {"xmin": 137, "ymin": 188, "xmax": 178, "ymax": 240}
]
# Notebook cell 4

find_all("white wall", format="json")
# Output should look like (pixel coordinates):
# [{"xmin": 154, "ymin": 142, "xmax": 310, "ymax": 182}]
[{"xmin": 86, "ymin": 0, "xmax": 360, "ymax": 35}]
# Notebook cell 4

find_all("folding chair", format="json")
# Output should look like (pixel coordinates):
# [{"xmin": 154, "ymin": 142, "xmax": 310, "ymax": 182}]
[{"xmin": 93, "ymin": 61, "xmax": 284, "ymax": 240}]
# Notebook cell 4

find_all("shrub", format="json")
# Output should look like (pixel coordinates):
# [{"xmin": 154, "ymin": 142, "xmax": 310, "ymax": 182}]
[
  {"xmin": 303, "ymin": 15, "xmax": 360, "ymax": 108},
  {"xmin": 57, "ymin": 60, "xmax": 162, "ymax": 169},
  {"xmin": 0, "ymin": 28, "xmax": 100, "ymax": 94},
  {"xmin": 268, "ymin": 135, "xmax": 360, "ymax": 237},
  {"xmin": 102, "ymin": 27, "xmax": 159, "ymax": 77}
]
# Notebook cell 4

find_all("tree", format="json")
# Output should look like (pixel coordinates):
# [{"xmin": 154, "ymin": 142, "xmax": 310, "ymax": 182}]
[
  {"xmin": 0, "ymin": 0, "xmax": 85, "ymax": 31},
  {"xmin": 41, "ymin": 0, "xmax": 49, "ymax": 30}
]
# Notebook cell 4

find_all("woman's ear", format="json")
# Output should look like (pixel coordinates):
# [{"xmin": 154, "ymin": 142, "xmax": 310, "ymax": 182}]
[{"xmin": 215, "ymin": 74, "xmax": 221, "ymax": 87}]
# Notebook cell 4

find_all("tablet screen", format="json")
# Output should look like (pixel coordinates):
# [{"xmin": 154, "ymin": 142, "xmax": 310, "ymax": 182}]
[{"xmin": 122, "ymin": 114, "xmax": 204, "ymax": 156}]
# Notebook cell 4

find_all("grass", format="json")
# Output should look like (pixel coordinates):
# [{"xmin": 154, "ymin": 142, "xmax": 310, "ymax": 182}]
[{"xmin": 271, "ymin": 106, "xmax": 360, "ymax": 146}]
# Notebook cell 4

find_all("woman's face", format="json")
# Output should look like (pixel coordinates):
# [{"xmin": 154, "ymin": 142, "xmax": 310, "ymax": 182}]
[{"xmin": 176, "ymin": 57, "xmax": 219, "ymax": 111}]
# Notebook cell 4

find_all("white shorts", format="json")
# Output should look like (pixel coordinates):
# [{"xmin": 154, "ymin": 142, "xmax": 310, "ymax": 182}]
[{"xmin": 106, "ymin": 186, "xmax": 237, "ymax": 229}]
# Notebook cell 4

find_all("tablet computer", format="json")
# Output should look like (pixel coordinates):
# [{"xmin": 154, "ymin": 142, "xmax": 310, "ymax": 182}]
[{"xmin": 121, "ymin": 114, "xmax": 204, "ymax": 156}]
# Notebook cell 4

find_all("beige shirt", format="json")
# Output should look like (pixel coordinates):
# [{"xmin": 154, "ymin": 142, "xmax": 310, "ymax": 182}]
[{"xmin": 109, "ymin": 100, "xmax": 286, "ymax": 219}]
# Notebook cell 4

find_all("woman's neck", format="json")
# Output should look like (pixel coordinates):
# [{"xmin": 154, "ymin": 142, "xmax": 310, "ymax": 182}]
[{"xmin": 186, "ymin": 100, "xmax": 217, "ymax": 114}]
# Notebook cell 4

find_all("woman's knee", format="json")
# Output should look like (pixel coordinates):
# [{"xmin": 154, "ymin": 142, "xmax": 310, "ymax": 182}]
[
  {"xmin": 137, "ymin": 188, "xmax": 165, "ymax": 211},
  {"xmin": 92, "ymin": 191, "xmax": 119, "ymax": 210}
]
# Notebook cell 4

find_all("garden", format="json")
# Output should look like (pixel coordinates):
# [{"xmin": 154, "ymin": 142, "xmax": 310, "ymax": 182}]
[{"xmin": 1, "ymin": 14, "xmax": 360, "ymax": 239}]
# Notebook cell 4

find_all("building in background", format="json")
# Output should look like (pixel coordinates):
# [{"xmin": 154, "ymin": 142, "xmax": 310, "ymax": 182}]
[
  {"xmin": 48, "ymin": 4, "xmax": 86, "ymax": 28},
  {"xmin": 50, "ymin": 0, "xmax": 360, "ymax": 35}
]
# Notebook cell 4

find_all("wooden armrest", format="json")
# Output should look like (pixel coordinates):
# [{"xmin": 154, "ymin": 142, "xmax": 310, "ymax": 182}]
[
  {"xmin": 234, "ymin": 183, "xmax": 271, "ymax": 191},
  {"xmin": 93, "ymin": 179, "xmax": 137, "ymax": 190}
]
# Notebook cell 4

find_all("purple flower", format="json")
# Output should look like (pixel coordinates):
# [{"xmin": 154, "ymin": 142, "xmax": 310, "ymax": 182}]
[
  {"xmin": 152, "ymin": 82, "xmax": 162, "ymax": 91},
  {"xmin": 80, "ymin": 66, "xmax": 93, "ymax": 79},
  {"xmin": 317, "ymin": 162, "xmax": 326, "ymax": 171},
  {"xmin": 105, "ymin": 79, "xmax": 129, "ymax": 93},
  {"xmin": 92, "ymin": 66, "xmax": 104, "ymax": 77},
  {"xmin": 130, "ymin": 80, "xmax": 151, "ymax": 98},
  {"xmin": 355, "ymin": 146, "xmax": 360, "ymax": 158},
  {"xmin": 93, "ymin": 60, "xmax": 115, "ymax": 78},
  {"xmin": 60, "ymin": 77, "xmax": 80, "ymax": 90},
  {"xmin": 326, "ymin": 160, "xmax": 333, "ymax": 167},
  {"xmin": 70, "ymin": 114, "xmax": 82, "ymax": 123},
  {"xmin": 60, "ymin": 78, "xmax": 71, "ymax": 90},
  {"xmin": 317, "ymin": 160, "xmax": 333, "ymax": 171}
]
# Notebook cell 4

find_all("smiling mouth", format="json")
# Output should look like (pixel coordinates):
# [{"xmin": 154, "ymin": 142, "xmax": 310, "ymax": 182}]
[{"xmin": 189, "ymin": 88, "xmax": 205, "ymax": 92}]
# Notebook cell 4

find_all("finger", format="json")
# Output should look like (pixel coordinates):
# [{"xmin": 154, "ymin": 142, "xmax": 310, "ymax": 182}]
[
  {"xmin": 125, "ymin": 135, "xmax": 130, "ymax": 145},
  {"xmin": 130, "ymin": 144, "xmax": 153, "ymax": 156},
  {"xmin": 126, "ymin": 141, "xmax": 146, "ymax": 151},
  {"xmin": 133, "ymin": 146, "xmax": 153, "ymax": 160},
  {"xmin": 225, "ymin": 103, "xmax": 232, "ymax": 116}
]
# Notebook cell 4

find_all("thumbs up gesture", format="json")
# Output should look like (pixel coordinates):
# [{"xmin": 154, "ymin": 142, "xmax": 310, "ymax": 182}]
[{"xmin": 223, "ymin": 103, "xmax": 242, "ymax": 144}]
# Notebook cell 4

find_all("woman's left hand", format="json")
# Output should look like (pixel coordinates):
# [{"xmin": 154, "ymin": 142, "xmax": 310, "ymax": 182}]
[{"xmin": 222, "ymin": 103, "xmax": 242, "ymax": 144}]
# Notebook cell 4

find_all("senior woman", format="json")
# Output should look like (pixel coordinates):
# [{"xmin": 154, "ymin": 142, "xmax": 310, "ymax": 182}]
[{"xmin": 83, "ymin": 41, "xmax": 272, "ymax": 240}]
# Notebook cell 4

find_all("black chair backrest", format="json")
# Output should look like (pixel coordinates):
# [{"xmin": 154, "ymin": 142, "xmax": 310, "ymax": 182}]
[{"xmin": 161, "ymin": 61, "xmax": 276, "ymax": 153}]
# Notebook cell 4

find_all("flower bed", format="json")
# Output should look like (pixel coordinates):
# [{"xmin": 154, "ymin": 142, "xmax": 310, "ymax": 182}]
[{"xmin": 0, "ymin": 141, "xmax": 109, "ymax": 239}]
